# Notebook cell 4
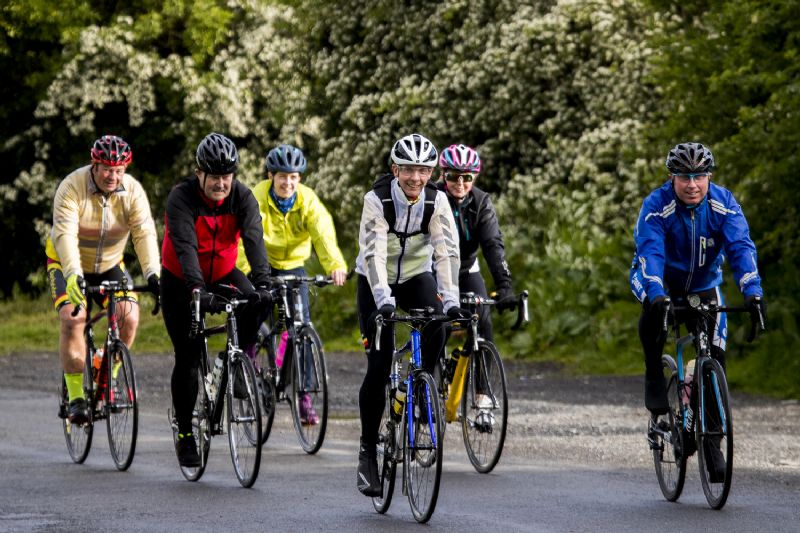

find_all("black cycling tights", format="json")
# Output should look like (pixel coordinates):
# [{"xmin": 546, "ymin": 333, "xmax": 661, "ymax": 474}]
[
  {"xmin": 161, "ymin": 268, "xmax": 258, "ymax": 435},
  {"xmin": 356, "ymin": 273, "xmax": 446, "ymax": 446}
]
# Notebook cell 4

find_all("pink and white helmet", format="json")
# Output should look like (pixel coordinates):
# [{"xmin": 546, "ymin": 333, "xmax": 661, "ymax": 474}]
[{"xmin": 439, "ymin": 144, "xmax": 481, "ymax": 173}]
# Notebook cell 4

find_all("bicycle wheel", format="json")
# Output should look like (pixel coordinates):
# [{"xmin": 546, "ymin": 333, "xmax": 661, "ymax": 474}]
[
  {"xmin": 696, "ymin": 358, "xmax": 733, "ymax": 509},
  {"xmin": 288, "ymin": 326, "xmax": 328, "ymax": 454},
  {"xmin": 405, "ymin": 371, "xmax": 443, "ymax": 524},
  {"xmin": 254, "ymin": 328, "xmax": 278, "ymax": 445},
  {"xmin": 105, "ymin": 341, "xmax": 138, "ymax": 471},
  {"xmin": 460, "ymin": 341, "xmax": 508, "ymax": 473},
  {"xmin": 373, "ymin": 383, "xmax": 397, "ymax": 513},
  {"xmin": 653, "ymin": 354, "xmax": 687, "ymax": 501},
  {"xmin": 431, "ymin": 357, "xmax": 449, "ymax": 437},
  {"xmin": 59, "ymin": 361, "xmax": 93, "ymax": 464},
  {"xmin": 171, "ymin": 367, "xmax": 211, "ymax": 482},
  {"xmin": 227, "ymin": 353, "xmax": 262, "ymax": 487}
]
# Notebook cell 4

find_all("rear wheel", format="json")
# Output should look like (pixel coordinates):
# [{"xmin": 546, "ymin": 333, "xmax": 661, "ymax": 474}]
[
  {"xmin": 255, "ymin": 323, "xmax": 278, "ymax": 444},
  {"xmin": 653, "ymin": 354, "xmax": 687, "ymax": 501},
  {"xmin": 460, "ymin": 341, "xmax": 508, "ymax": 473},
  {"xmin": 696, "ymin": 358, "xmax": 733, "ymax": 509},
  {"xmin": 60, "ymin": 359, "xmax": 93, "ymax": 464},
  {"xmin": 227, "ymin": 353, "xmax": 262, "ymax": 488},
  {"xmin": 105, "ymin": 341, "xmax": 138, "ymax": 471},
  {"xmin": 373, "ymin": 383, "xmax": 397, "ymax": 514},
  {"xmin": 289, "ymin": 326, "xmax": 328, "ymax": 454},
  {"xmin": 405, "ymin": 371, "xmax": 443, "ymax": 524}
]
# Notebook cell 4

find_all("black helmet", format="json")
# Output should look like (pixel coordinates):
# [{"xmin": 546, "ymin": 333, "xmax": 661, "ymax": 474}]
[
  {"xmin": 665, "ymin": 142, "xmax": 715, "ymax": 174},
  {"xmin": 266, "ymin": 144, "xmax": 307, "ymax": 173},
  {"xmin": 196, "ymin": 133, "xmax": 239, "ymax": 174}
]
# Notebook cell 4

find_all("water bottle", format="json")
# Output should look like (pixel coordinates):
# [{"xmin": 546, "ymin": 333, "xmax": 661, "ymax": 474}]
[
  {"xmin": 276, "ymin": 331, "xmax": 289, "ymax": 368},
  {"xmin": 392, "ymin": 382, "xmax": 407, "ymax": 418},
  {"xmin": 682, "ymin": 359, "xmax": 695, "ymax": 428},
  {"xmin": 209, "ymin": 354, "xmax": 224, "ymax": 398},
  {"xmin": 92, "ymin": 348, "xmax": 104, "ymax": 384}
]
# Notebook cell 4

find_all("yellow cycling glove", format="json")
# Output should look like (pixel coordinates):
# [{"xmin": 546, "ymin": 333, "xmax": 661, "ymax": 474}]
[{"xmin": 66, "ymin": 274, "xmax": 86, "ymax": 307}]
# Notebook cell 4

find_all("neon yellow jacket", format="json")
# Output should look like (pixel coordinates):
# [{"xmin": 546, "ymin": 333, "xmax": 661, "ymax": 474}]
[
  {"xmin": 237, "ymin": 180, "xmax": 347, "ymax": 274},
  {"xmin": 46, "ymin": 165, "xmax": 160, "ymax": 279}
]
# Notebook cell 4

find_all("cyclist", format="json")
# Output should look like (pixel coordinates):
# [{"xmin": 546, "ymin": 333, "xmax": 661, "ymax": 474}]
[
  {"xmin": 354, "ymin": 133, "xmax": 470, "ymax": 496},
  {"xmin": 47, "ymin": 135, "xmax": 160, "ymax": 426},
  {"xmin": 161, "ymin": 132, "xmax": 272, "ymax": 467},
  {"xmin": 436, "ymin": 143, "xmax": 516, "ymax": 422},
  {"xmin": 237, "ymin": 143, "xmax": 347, "ymax": 425},
  {"xmin": 630, "ymin": 142, "xmax": 766, "ymax": 482}
]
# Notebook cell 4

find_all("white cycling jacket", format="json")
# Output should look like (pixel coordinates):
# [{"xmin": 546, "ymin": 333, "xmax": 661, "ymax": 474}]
[{"xmin": 355, "ymin": 177, "xmax": 460, "ymax": 311}]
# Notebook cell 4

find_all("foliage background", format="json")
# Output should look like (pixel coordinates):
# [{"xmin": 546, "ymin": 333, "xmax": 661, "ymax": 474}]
[{"xmin": 1, "ymin": 0, "xmax": 797, "ymax": 397}]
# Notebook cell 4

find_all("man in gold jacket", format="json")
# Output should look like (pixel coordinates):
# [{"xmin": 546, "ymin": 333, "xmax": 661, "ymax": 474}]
[{"xmin": 47, "ymin": 135, "xmax": 160, "ymax": 424}]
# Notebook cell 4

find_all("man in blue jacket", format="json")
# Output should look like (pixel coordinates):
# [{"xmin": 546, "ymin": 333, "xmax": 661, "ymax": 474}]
[{"xmin": 630, "ymin": 142, "xmax": 766, "ymax": 479}]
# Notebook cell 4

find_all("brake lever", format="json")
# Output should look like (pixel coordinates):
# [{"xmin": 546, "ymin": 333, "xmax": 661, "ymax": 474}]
[{"xmin": 510, "ymin": 290, "xmax": 529, "ymax": 331}]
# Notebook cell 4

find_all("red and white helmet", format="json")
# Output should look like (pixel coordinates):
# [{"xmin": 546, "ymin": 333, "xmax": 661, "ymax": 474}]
[{"xmin": 90, "ymin": 135, "xmax": 132, "ymax": 166}]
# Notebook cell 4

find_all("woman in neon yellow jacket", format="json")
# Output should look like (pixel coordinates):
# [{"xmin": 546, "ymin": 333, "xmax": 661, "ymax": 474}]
[{"xmin": 237, "ymin": 144, "xmax": 347, "ymax": 424}]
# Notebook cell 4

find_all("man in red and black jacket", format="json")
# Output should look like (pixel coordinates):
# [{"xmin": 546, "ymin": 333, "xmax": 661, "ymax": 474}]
[{"xmin": 161, "ymin": 132, "xmax": 271, "ymax": 468}]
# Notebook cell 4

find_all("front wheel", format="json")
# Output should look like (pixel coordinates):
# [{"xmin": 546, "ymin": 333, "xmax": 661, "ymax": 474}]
[
  {"xmin": 289, "ymin": 326, "xmax": 328, "ymax": 454},
  {"xmin": 405, "ymin": 371, "xmax": 443, "ymax": 524},
  {"xmin": 227, "ymin": 353, "xmax": 262, "ymax": 488},
  {"xmin": 696, "ymin": 358, "xmax": 733, "ymax": 509},
  {"xmin": 461, "ymin": 341, "xmax": 508, "ymax": 473},
  {"xmin": 255, "ymin": 323, "xmax": 278, "ymax": 445},
  {"xmin": 171, "ymin": 366, "xmax": 210, "ymax": 482},
  {"xmin": 105, "ymin": 341, "xmax": 138, "ymax": 471},
  {"xmin": 59, "ymin": 359, "xmax": 94, "ymax": 464},
  {"xmin": 653, "ymin": 354, "xmax": 687, "ymax": 502}
]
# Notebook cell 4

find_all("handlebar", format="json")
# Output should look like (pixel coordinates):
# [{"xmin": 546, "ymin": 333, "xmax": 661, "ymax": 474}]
[
  {"xmin": 71, "ymin": 278, "xmax": 160, "ymax": 317},
  {"xmin": 662, "ymin": 295, "xmax": 765, "ymax": 343},
  {"xmin": 374, "ymin": 308, "xmax": 477, "ymax": 351}
]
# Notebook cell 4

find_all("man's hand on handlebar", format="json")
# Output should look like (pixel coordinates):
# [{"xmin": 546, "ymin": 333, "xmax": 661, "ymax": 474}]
[
  {"xmin": 494, "ymin": 287, "xmax": 517, "ymax": 314},
  {"xmin": 744, "ymin": 295, "xmax": 766, "ymax": 342},
  {"xmin": 198, "ymin": 288, "xmax": 226, "ymax": 314},
  {"xmin": 446, "ymin": 306, "xmax": 472, "ymax": 320}
]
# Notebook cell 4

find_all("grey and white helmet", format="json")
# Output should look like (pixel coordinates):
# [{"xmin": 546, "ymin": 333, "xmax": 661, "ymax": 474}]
[
  {"xmin": 391, "ymin": 133, "xmax": 438, "ymax": 167},
  {"xmin": 665, "ymin": 142, "xmax": 715, "ymax": 174}
]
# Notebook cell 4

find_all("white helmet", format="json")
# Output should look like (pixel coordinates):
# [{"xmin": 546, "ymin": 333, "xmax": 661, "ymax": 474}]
[{"xmin": 390, "ymin": 133, "xmax": 438, "ymax": 167}]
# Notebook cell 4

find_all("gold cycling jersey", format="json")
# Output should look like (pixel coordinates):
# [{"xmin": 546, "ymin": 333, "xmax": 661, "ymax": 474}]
[
  {"xmin": 237, "ymin": 180, "xmax": 347, "ymax": 275},
  {"xmin": 46, "ymin": 165, "xmax": 160, "ymax": 279}
]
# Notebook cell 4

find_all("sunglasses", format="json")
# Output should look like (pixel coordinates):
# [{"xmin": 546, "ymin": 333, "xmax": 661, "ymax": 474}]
[
  {"xmin": 444, "ymin": 172, "xmax": 476, "ymax": 183},
  {"xmin": 672, "ymin": 172, "xmax": 710, "ymax": 183}
]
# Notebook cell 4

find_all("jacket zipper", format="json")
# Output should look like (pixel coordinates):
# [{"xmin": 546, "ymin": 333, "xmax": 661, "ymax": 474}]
[
  {"xmin": 95, "ymin": 195, "xmax": 108, "ymax": 273},
  {"xmin": 208, "ymin": 207, "xmax": 218, "ymax": 284},
  {"xmin": 394, "ymin": 205, "xmax": 413, "ymax": 284},
  {"xmin": 684, "ymin": 209, "xmax": 695, "ymax": 292}
]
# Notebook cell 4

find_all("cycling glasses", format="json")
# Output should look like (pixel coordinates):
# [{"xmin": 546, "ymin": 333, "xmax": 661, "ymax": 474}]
[
  {"xmin": 672, "ymin": 172, "xmax": 711, "ymax": 183},
  {"xmin": 444, "ymin": 172, "xmax": 476, "ymax": 183}
]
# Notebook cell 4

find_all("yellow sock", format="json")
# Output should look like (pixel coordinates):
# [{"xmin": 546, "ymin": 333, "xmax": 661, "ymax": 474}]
[{"xmin": 65, "ymin": 372, "xmax": 85, "ymax": 402}]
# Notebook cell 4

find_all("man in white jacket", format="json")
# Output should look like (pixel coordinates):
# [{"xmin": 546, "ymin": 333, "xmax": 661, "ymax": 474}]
[{"xmin": 353, "ymin": 133, "xmax": 470, "ymax": 496}]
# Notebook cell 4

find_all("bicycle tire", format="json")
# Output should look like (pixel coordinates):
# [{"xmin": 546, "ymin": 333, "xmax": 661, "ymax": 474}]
[
  {"xmin": 172, "ymin": 366, "xmax": 210, "ymax": 482},
  {"xmin": 60, "ymin": 361, "xmax": 94, "ymax": 464},
  {"xmin": 405, "ymin": 371, "xmax": 443, "ymax": 524},
  {"xmin": 696, "ymin": 358, "xmax": 733, "ymax": 509},
  {"xmin": 227, "ymin": 353, "xmax": 262, "ymax": 488},
  {"xmin": 432, "ymin": 357, "xmax": 449, "ymax": 438},
  {"xmin": 653, "ymin": 354, "xmax": 687, "ymax": 501},
  {"xmin": 460, "ymin": 341, "xmax": 508, "ymax": 473},
  {"xmin": 105, "ymin": 341, "xmax": 138, "ymax": 471},
  {"xmin": 373, "ymin": 383, "xmax": 397, "ymax": 513},
  {"xmin": 288, "ymin": 325, "xmax": 328, "ymax": 454}
]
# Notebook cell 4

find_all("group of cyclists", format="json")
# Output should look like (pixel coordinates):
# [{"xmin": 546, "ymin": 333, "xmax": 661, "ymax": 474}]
[{"xmin": 47, "ymin": 130, "xmax": 766, "ymax": 497}]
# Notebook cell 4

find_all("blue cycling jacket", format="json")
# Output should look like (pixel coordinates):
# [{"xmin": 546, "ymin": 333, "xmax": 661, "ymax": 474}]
[{"xmin": 630, "ymin": 180, "xmax": 762, "ymax": 302}]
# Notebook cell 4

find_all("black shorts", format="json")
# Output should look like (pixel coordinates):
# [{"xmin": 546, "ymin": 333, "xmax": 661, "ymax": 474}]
[{"xmin": 47, "ymin": 259, "xmax": 138, "ymax": 311}]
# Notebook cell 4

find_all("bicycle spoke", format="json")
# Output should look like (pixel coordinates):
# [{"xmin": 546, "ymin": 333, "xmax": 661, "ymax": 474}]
[
  {"xmin": 227, "ymin": 355, "xmax": 262, "ymax": 488},
  {"xmin": 106, "ymin": 342, "xmax": 138, "ymax": 471}
]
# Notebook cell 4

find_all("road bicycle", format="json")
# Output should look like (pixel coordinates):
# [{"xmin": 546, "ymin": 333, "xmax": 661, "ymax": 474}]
[
  {"xmin": 252, "ymin": 274, "xmax": 335, "ymax": 454},
  {"xmin": 168, "ymin": 285, "xmax": 263, "ymax": 487},
  {"xmin": 649, "ymin": 293, "xmax": 764, "ymax": 509},
  {"xmin": 434, "ymin": 290, "xmax": 528, "ymax": 473},
  {"xmin": 371, "ymin": 309, "xmax": 446, "ymax": 524},
  {"xmin": 58, "ymin": 278, "xmax": 158, "ymax": 470}
]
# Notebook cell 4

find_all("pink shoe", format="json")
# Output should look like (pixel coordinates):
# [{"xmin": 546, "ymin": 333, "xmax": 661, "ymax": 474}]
[{"xmin": 298, "ymin": 393, "xmax": 319, "ymax": 425}]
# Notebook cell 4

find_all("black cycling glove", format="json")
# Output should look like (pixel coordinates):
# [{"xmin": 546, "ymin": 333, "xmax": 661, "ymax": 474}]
[
  {"xmin": 447, "ymin": 306, "xmax": 473, "ymax": 320},
  {"xmin": 744, "ymin": 295, "xmax": 766, "ymax": 342},
  {"xmin": 494, "ymin": 287, "xmax": 517, "ymax": 313},
  {"xmin": 146, "ymin": 273, "xmax": 160, "ymax": 294},
  {"xmin": 378, "ymin": 304, "xmax": 396, "ymax": 319},
  {"xmin": 198, "ymin": 289, "xmax": 225, "ymax": 314}
]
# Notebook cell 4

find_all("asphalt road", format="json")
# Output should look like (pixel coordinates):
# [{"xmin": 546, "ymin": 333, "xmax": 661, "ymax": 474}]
[{"xmin": 0, "ymin": 352, "xmax": 798, "ymax": 532}]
